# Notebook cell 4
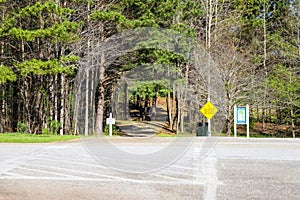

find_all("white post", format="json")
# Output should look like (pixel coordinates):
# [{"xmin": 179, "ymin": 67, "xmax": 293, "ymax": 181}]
[
  {"xmin": 246, "ymin": 104, "xmax": 250, "ymax": 138},
  {"xmin": 109, "ymin": 113, "xmax": 113, "ymax": 137},
  {"xmin": 234, "ymin": 104, "xmax": 237, "ymax": 138},
  {"xmin": 106, "ymin": 113, "xmax": 115, "ymax": 137}
]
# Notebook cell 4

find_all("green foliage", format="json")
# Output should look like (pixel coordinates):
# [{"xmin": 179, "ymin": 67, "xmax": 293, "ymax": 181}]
[
  {"xmin": 104, "ymin": 125, "xmax": 119, "ymax": 136},
  {"xmin": 15, "ymin": 55, "xmax": 79, "ymax": 76},
  {"xmin": 2, "ymin": 1, "xmax": 80, "ymax": 45},
  {"xmin": 91, "ymin": 0, "xmax": 201, "ymax": 34},
  {"xmin": 42, "ymin": 128, "xmax": 50, "ymax": 135},
  {"xmin": 131, "ymin": 80, "xmax": 171, "ymax": 98},
  {"xmin": 1, "ymin": 1, "xmax": 80, "ymax": 81},
  {"xmin": 17, "ymin": 121, "xmax": 27, "ymax": 133},
  {"xmin": 267, "ymin": 65, "xmax": 300, "ymax": 104},
  {"xmin": 156, "ymin": 133, "xmax": 176, "ymax": 137},
  {"xmin": 249, "ymin": 115, "xmax": 256, "ymax": 129},
  {"xmin": 49, "ymin": 120, "xmax": 61, "ymax": 135},
  {"xmin": 91, "ymin": 0, "xmax": 198, "ymax": 113},
  {"xmin": 266, "ymin": 65, "xmax": 300, "ymax": 120},
  {"xmin": 8, "ymin": 21, "xmax": 80, "ymax": 42},
  {"xmin": 14, "ymin": 2, "xmax": 74, "ymax": 17},
  {"xmin": 0, "ymin": 65, "xmax": 16, "ymax": 83},
  {"xmin": 1, "ymin": 0, "xmax": 298, "ymax": 137},
  {"xmin": 91, "ymin": 10, "xmax": 128, "ymax": 23},
  {"xmin": 43, "ymin": 118, "xmax": 61, "ymax": 135}
]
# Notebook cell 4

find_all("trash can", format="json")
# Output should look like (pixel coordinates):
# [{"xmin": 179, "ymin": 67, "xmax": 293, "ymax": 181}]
[{"xmin": 197, "ymin": 122, "xmax": 208, "ymax": 136}]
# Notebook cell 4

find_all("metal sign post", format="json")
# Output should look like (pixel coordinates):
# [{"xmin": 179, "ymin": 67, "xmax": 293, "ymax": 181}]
[{"xmin": 200, "ymin": 101, "xmax": 219, "ymax": 136}]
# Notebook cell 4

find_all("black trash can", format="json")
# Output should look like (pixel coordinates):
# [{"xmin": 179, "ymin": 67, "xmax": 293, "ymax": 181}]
[{"xmin": 197, "ymin": 122, "xmax": 208, "ymax": 136}]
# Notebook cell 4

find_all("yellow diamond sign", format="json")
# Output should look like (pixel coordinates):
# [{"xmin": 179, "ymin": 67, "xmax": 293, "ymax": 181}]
[{"xmin": 200, "ymin": 101, "xmax": 218, "ymax": 119}]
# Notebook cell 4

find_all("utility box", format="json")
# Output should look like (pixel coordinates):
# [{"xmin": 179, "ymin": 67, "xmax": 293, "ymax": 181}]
[{"xmin": 196, "ymin": 122, "xmax": 208, "ymax": 136}]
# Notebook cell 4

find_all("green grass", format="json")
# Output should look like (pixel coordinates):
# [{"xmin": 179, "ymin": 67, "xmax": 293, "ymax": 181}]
[
  {"xmin": 0, "ymin": 133, "xmax": 80, "ymax": 143},
  {"xmin": 156, "ymin": 133, "xmax": 177, "ymax": 137}
]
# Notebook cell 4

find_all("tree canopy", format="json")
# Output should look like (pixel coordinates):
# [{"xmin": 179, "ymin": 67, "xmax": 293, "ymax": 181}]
[{"xmin": 0, "ymin": 0, "xmax": 299, "ymax": 137}]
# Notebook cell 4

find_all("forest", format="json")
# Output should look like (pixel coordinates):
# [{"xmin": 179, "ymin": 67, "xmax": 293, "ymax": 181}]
[{"xmin": 0, "ymin": 0, "xmax": 299, "ymax": 137}]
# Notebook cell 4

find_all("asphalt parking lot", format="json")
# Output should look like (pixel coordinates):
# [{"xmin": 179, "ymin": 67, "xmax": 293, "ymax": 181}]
[{"xmin": 0, "ymin": 137, "xmax": 299, "ymax": 200}]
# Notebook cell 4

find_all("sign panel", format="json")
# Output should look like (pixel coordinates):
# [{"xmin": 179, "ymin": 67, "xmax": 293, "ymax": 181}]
[
  {"xmin": 200, "ymin": 101, "xmax": 218, "ymax": 119},
  {"xmin": 234, "ymin": 105, "xmax": 250, "ymax": 138},
  {"xmin": 106, "ymin": 113, "xmax": 115, "ymax": 137},
  {"xmin": 106, "ymin": 117, "xmax": 115, "ymax": 125},
  {"xmin": 236, "ymin": 107, "xmax": 247, "ymax": 124}
]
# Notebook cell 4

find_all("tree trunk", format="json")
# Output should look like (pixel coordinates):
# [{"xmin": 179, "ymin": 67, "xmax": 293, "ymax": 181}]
[
  {"xmin": 90, "ymin": 62, "xmax": 95, "ymax": 133},
  {"xmin": 60, "ymin": 74, "xmax": 65, "ymax": 135},
  {"xmin": 226, "ymin": 104, "xmax": 232, "ymax": 135},
  {"xmin": 84, "ymin": 0, "xmax": 92, "ymax": 136},
  {"xmin": 54, "ymin": 74, "xmax": 58, "ymax": 122},
  {"xmin": 262, "ymin": 0, "xmax": 268, "ymax": 131},
  {"xmin": 174, "ymin": 95, "xmax": 180, "ymax": 133},
  {"xmin": 152, "ymin": 93, "xmax": 157, "ymax": 121},
  {"xmin": 112, "ymin": 85, "xmax": 118, "ymax": 119},
  {"xmin": 137, "ymin": 95, "xmax": 143, "ymax": 121},
  {"xmin": 166, "ymin": 92, "xmax": 173, "ymax": 129},
  {"xmin": 124, "ymin": 80, "xmax": 129, "ymax": 120},
  {"xmin": 290, "ymin": 107, "xmax": 295, "ymax": 138},
  {"xmin": 73, "ymin": 91, "xmax": 80, "ymax": 135},
  {"xmin": 24, "ymin": 78, "xmax": 32, "ymax": 134},
  {"xmin": 144, "ymin": 94, "xmax": 150, "ymax": 121},
  {"xmin": 64, "ymin": 79, "xmax": 71, "ymax": 134},
  {"xmin": 180, "ymin": 95, "xmax": 184, "ymax": 133},
  {"xmin": 95, "ymin": 54, "xmax": 105, "ymax": 135},
  {"xmin": 84, "ymin": 69, "xmax": 89, "ymax": 136}
]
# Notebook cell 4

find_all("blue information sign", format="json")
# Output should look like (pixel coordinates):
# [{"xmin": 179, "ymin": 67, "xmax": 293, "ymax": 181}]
[{"xmin": 236, "ymin": 107, "xmax": 247, "ymax": 124}]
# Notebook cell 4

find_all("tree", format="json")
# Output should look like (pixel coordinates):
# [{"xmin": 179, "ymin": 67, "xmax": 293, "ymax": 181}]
[
  {"xmin": 267, "ymin": 65, "xmax": 300, "ymax": 138},
  {"xmin": 231, "ymin": 0, "xmax": 298, "ymax": 131},
  {"xmin": 87, "ymin": 0, "xmax": 202, "ymax": 135},
  {"xmin": 0, "ymin": 0, "xmax": 298, "ymax": 137},
  {"xmin": 0, "ymin": 0, "xmax": 79, "ymax": 134},
  {"xmin": 212, "ymin": 41, "xmax": 252, "ymax": 135}
]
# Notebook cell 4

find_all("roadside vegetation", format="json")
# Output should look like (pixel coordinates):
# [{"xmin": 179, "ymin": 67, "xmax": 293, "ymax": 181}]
[
  {"xmin": 0, "ymin": 133, "xmax": 79, "ymax": 143},
  {"xmin": 0, "ymin": 1, "xmax": 299, "ymax": 138}
]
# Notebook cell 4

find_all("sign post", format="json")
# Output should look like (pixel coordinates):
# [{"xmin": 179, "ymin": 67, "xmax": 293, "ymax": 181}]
[
  {"xmin": 106, "ymin": 113, "xmax": 115, "ymax": 137},
  {"xmin": 200, "ymin": 101, "xmax": 219, "ymax": 136},
  {"xmin": 234, "ymin": 104, "xmax": 249, "ymax": 138}
]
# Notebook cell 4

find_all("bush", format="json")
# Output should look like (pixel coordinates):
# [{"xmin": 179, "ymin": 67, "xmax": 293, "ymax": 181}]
[
  {"xmin": 50, "ymin": 120, "xmax": 61, "ymax": 134},
  {"xmin": 43, "ymin": 118, "xmax": 61, "ymax": 135},
  {"xmin": 17, "ymin": 121, "xmax": 27, "ymax": 133},
  {"xmin": 104, "ymin": 125, "xmax": 119, "ymax": 136},
  {"xmin": 42, "ymin": 127, "xmax": 50, "ymax": 135},
  {"xmin": 249, "ymin": 115, "xmax": 256, "ymax": 129}
]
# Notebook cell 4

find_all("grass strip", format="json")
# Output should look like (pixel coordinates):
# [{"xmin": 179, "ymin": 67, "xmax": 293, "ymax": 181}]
[{"xmin": 0, "ymin": 133, "xmax": 80, "ymax": 143}]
